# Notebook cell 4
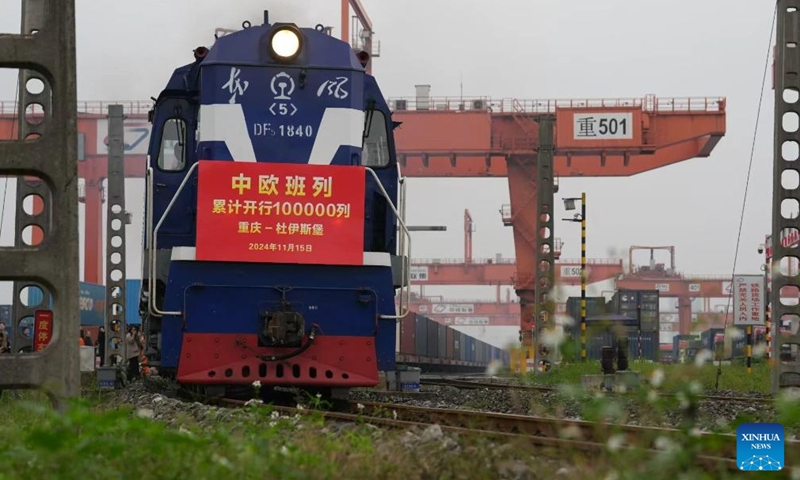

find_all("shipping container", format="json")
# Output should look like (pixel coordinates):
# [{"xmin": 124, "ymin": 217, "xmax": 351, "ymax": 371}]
[
  {"xmin": 437, "ymin": 323, "xmax": 447, "ymax": 360},
  {"xmin": 400, "ymin": 314, "xmax": 416, "ymax": 355},
  {"xmin": 396, "ymin": 321, "xmax": 401, "ymax": 353},
  {"xmin": 731, "ymin": 326, "xmax": 747, "ymax": 358},
  {"xmin": 78, "ymin": 282, "xmax": 107, "ymax": 326},
  {"xmin": 446, "ymin": 327, "xmax": 454, "ymax": 360},
  {"xmin": 426, "ymin": 318, "xmax": 438, "ymax": 358},
  {"xmin": 672, "ymin": 334, "xmax": 699, "ymax": 360},
  {"xmin": 611, "ymin": 289, "xmax": 660, "ymax": 333},
  {"xmin": 456, "ymin": 331, "xmax": 464, "ymax": 361},
  {"xmin": 583, "ymin": 328, "xmax": 660, "ymax": 362},
  {"xmin": 566, "ymin": 297, "xmax": 609, "ymax": 334},
  {"xmin": 125, "ymin": 279, "xmax": 142, "ymax": 325},
  {"xmin": 414, "ymin": 313, "xmax": 427, "ymax": 356},
  {"xmin": 700, "ymin": 328, "xmax": 725, "ymax": 354}
]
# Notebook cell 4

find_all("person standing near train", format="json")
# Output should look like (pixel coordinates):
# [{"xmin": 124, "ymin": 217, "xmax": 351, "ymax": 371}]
[{"xmin": 125, "ymin": 326, "xmax": 140, "ymax": 381}]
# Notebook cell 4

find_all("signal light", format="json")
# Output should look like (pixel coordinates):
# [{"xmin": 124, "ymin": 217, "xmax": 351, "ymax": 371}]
[
  {"xmin": 356, "ymin": 50, "xmax": 370, "ymax": 68},
  {"xmin": 194, "ymin": 46, "xmax": 208, "ymax": 61},
  {"xmin": 269, "ymin": 25, "xmax": 302, "ymax": 61}
]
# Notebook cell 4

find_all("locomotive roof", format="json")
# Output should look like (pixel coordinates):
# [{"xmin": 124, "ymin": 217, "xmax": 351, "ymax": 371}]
[{"xmin": 201, "ymin": 23, "xmax": 364, "ymax": 71}]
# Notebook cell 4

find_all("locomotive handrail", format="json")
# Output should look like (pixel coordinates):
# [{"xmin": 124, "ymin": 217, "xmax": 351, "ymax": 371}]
[
  {"xmin": 145, "ymin": 165, "xmax": 156, "ymax": 317},
  {"xmin": 365, "ymin": 166, "xmax": 411, "ymax": 320},
  {"xmin": 144, "ymin": 166, "xmax": 154, "ymax": 316},
  {"xmin": 148, "ymin": 163, "xmax": 200, "ymax": 317}
]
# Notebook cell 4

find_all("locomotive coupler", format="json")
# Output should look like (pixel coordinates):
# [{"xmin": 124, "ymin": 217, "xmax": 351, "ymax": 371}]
[{"xmin": 259, "ymin": 304, "xmax": 305, "ymax": 348}]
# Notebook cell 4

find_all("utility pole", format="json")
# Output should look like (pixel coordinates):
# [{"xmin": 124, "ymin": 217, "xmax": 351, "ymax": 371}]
[
  {"xmin": 772, "ymin": 0, "xmax": 800, "ymax": 392},
  {"xmin": 580, "ymin": 192, "xmax": 586, "ymax": 362},
  {"xmin": 563, "ymin": 192, "xmax": 587, "ymax": 361}
]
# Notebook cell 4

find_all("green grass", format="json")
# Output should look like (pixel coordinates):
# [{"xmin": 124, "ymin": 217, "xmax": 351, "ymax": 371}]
[
  {"xmin": 0, "ymin": 383, "xmax": 796, "ymax": 480},
  {"xmin": 524, "ymin": 358, "xmax": 772, "ymax": 393}
]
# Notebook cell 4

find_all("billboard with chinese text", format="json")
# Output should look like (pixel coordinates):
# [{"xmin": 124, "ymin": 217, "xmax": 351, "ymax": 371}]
[
  {"xmin": 195, "ymin": 160, "xmax": 366, "ymax": 265},
  {"xmin": 733, "ymin": 275, "xmax": 765, "ymax": 326}
]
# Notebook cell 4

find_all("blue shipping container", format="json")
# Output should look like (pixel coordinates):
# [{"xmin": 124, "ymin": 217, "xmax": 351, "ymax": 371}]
[
  {"xmin": 26, "ymin": 279, "xmax": 143, "ymax": 326},
  {"xmin": 126, "ymin": 279, "xmax": 142, "ymax": 325},
  {"xmin": 78, "ymin": 282, "xmax": 106, "ymax": 326}
]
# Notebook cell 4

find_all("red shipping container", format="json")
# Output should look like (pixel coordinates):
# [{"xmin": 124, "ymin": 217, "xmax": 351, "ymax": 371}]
[
  {"xmin": 400, "ymin": 314, "xmax": 416, "ymax": 355},
  {"xmin": 446, "ymin": 326, "xmax": 454, "ymax": 360}
]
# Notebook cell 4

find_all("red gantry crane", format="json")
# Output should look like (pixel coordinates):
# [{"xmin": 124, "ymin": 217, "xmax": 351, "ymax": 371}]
[
  {"xmin": 391, "ymin": 92, "xmax": 726, "ymax": 346},
  {"xmin": 407, "ymin": 208, "xmax": 626, "ymax": 327}
]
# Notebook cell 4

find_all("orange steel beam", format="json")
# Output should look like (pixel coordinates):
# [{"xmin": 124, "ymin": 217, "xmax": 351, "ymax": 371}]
[
  {"xmin": 410, "ymin": 257, "xmax": 624, "ymax": 286},
  {"xmin": 408, "ymin": 299, "xmax": 520, "ymax": 327},
  {"xmin": 391, "ymin": 96, "xmax": 726, "ymax": 177}
]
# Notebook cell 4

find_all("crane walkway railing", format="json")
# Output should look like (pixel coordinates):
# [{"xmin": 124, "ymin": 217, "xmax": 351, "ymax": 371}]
[
  {"xmin": 385, "ymin": 96, "xmax": 726, "ymax": 114},
  {"xmin": 0, "ymin": 96, "xmax": 726, "ymax": 117}
]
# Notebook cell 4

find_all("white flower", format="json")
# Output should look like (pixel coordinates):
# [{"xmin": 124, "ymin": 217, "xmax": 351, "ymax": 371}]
[
  {"xmin": 252, "ymin": 380, "xmax": 261, "ymax": 389},
  {"xmin": 392, "ymin": 410, "xmax": 397, "ymax": 420},
  {"xmin": 316, "ymin": 393, "xmax": 322, "ymax": 399},
  {"xmin": 135, "ymin": 408, "xmax": 154, "ymax": 419},
  {"xmin": 270, "ymin": 411, "xmax": 281, "ymax": 419},
  {"xmin": 693, "ymin": 349, "xmax": 713, "ymax": 366},
  {"xmin": 650, "ymin": 368, "xmax": 665, "ymax": 388},
  {"xmin": 212, "ymin": 453, "xmax": 232, "ymax": 468},
  {"xmin": 606, "ymin": 434, "xmax": 626, "ymax": 452},
  {"xmin": 357, "ymin": 403, "xmax": 365, "ymax": 411}
]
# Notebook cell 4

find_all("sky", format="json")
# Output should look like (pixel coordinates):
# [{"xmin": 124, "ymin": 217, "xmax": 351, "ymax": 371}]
[{"xmin": 0, "ymin": 0, "xmax": 783, "ymax": 328}]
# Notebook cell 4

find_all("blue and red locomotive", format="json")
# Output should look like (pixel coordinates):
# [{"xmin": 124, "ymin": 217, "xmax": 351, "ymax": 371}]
[{"xmin": 139, "ymin": 12, "xmax": 410, "ymax": 397}]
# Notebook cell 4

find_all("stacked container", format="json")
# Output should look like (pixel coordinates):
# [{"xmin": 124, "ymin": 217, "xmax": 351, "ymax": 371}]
[{"xmin": 611, "ymin": 289, "xmax": 660, "ymax": 332}]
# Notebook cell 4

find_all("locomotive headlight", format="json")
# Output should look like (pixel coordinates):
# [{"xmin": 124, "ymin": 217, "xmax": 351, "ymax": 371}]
[{"xmin": 269, "ymin": 26, "xmax": 302, "ymax": 60}]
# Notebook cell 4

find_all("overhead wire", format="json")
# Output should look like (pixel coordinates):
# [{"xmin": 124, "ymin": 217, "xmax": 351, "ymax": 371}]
[{"xmin": 714, "ymin": 3, "xmax": 777, "ymax": 391}]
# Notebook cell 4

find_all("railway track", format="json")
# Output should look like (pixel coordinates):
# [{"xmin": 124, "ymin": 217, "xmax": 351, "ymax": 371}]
[
  {"xmin": 179, "ymin": 388, "xmax": 783, "ymax": 473},
  {"xmin": 423, "ymin": 378, "xmax": 775, "ymax": 404}
]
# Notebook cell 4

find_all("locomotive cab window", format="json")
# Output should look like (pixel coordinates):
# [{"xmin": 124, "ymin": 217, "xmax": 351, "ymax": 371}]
[
  {"xmin": 362, "ymin": 109, "xmax": 390, "ymax": 168},
  {"xmin": 158, "ymin": 118, "xmax": 187, "ymax": 171}
]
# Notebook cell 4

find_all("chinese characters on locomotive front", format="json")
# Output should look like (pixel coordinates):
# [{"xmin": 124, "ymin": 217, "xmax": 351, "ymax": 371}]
[{"xmin": 213, "ymin": 172, "xmax": 352, "ymax": 252}]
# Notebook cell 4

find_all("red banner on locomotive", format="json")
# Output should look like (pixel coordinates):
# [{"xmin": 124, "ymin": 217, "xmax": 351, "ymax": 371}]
[{"xmin": 195, "ymin": 160, "xmax": 366, "ymax": 265}]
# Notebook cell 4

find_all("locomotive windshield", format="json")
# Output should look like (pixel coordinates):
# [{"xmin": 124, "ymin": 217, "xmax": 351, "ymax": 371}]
[
  {"xmin": 158, "ymin": 118, "xmax": 187, "ymax": 171},
  {"xmin": 362, "ymin": 109, "xmax": 390, "ymax": 168}
]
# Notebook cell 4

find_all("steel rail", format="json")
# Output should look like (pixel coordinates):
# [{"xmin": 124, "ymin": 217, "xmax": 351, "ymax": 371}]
[{"xmin": 423, "ymin": 378, "xmax": 776, "ymax": 404}]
